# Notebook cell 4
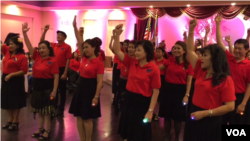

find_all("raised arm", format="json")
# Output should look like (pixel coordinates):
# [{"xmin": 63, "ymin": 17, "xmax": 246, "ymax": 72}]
[
  {"xmin": 22, "ymin": 22, "xmax": 34, "ymax": 56},
  {"xmin": 113, "ymin": 24, "xmax": 125, "ymax": 61},
  {"xmin": 187, "ymin": 19, "xmax": 199, "ymax": 69},
  {"xmin": 109, "ymin": 36, "xmax": 114, "ymax": 53},
  {"xmin": 215, "ymin": 15, "xmax": 226, "ymax": 51},
  {"xmin": 204, "ymin": 25, "xmax": 210, "ymax": 47},
  {"xmin": 40, "ymin": 25, "xmax": 50, "ymax": 42},
  {"xmin": 73, "ymin": 16, "xmax": 84, "ymax": 57},
  {"xmin": 225, "ymin": 35, "xmax": 234, "ymax": 55},
  {"xmin": 247, "ymin": 28, "xmax": 250, "ymax": 42},
  {"xmin": 183, "ymin": 31, "xmax": 187, "ymax": 44}
]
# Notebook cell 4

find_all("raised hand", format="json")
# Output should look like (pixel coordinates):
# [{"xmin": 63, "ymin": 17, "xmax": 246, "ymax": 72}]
[
  {"xmin": 22, "ymin": 22, "xmax": 30, "ymax": 33},
  {"xmin": 225, "ymin": 35, "xmax": 231, "ymax": 43},
  {"xmin": 113, "ymin": 24, "xmax": 123, "ymax": 37},
  {"xmin": 44, "ymin": 25, "xmax": 50, "ymax": 32},
  {"xmin": 215, "ymin": 14, "xmax": 223, "ymax": 24},
  {"xmin": 73, "ymin": 15, "xmax": 77, "ymax": 27},
  {"xmin": 183, "ymin": 31, "xmax": 187, "ymax": 37},
  {"xmin": 189, "ymin": 18, "xmax": 198, "ymax": 30},
  {"xmin": 79, "ymin": 27, "xmax": 84, "ymax": 35},
  {"xmin": 205, "ymin": 25, "xmax": 210, "ymax": 34}
]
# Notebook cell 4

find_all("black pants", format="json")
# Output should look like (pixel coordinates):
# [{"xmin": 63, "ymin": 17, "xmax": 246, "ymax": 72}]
[
  {"xmin": 56, "ymin": 67, "xmax": 67, "ymax": 111},
  {"xmin": 68, "ymin": 69, "xmax": 79, "ymax": 85},
  {"xmin": 222, "ymin": 93, "xmax": 250, "ymax": 125}
]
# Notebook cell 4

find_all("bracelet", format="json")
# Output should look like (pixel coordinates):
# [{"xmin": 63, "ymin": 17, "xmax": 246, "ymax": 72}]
[
  {"xmin": 148, "ymin": 109, "xmax": 153, "ymax": 112},
  {"xmin": 209, "ymin": 109, "xmax": 213, "ymax": 117},
  {"xmin": 94, "ymin": 96, "xmax": 99, "ymax": 98},
  {"xmin": 185, "ymin": 94, "xmax": 190, "ymax": 97}
]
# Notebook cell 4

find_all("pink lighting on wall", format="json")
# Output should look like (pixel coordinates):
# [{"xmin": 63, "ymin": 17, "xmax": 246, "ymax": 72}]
[
  {"xmin": 6, "ymin": 5, "xmax": 20, "ymax": 15},
  {"xmin": 53, "ymin": 10, "xmax": 79, "ymax": 51},
  {"xmin": 109, "ymin": 10, "xmax": 125, "ymax": 20}
]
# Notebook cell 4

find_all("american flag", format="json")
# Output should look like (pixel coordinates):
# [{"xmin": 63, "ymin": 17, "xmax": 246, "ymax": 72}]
[{"xmin": 144, "ymin": 16, "xmax": 152, "ymax": 40}]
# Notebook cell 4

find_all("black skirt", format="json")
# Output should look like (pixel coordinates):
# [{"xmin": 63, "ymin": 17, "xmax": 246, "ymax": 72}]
[
  {"xmin": 222, "ymin": 93, "xmax": 250, "ymax": 125},
  {"xmin": 115, "ymin": 78, "xmax": 127, "ymax": 111},
  {"xmin": 183, "ymin": 104, "xmax": 222, "ymax": 141},
  {"xmin": 30, "ymin": 78, "xmax": 57, "ymax": 116},
  {"xmin": 187, "ymin": 78, "xmax": 195, "ymax": 116},
  {"xmin": 158, "ymin": 82, "xmax": 187, "ymax": 122},
  {"xmin": 112, "ymin": 63, "xmax": 120, "ymax": 94},
  {"xmin": 158, "ymin": 75, "xmax": 166, "ymax": 102},
  {"xmin": 68, "ymin": 77, "xmax": 101, "ymax": 120},
  {"xmin": 118, "ymin": 90, "xmax": 152, "ymax": 141},
  {"xmin": 1, "ymin": 74, "xmax": 26, "ymax": 109}
]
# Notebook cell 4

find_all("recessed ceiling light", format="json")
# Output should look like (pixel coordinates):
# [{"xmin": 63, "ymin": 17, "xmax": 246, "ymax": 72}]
[
  {"xmin": 231, "ymin": 3, "xmax": 235, "ymax": 6},
  {"xmin": 187, "ymin": 4, "xmax": 190, "ymax": 7},
  {"xmin": 150, "ymin": 5, "xmax": 153, "ymax": 8}
]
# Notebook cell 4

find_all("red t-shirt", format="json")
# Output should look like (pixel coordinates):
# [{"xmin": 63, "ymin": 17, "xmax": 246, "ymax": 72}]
[
  {"xmin": 51, "ymin": 42, "xmax": 72, "ymax": 67},
  {"xmin": 163, "ymin": 57, "xmax": 194, "ymax": 84},
  {"xmin": 154, "ymin": 58, "xmax": 167, "ymax": 75},
  {"xmin": 225, "ymin": 50, "xmax": 250, "ymax": 94},
  {"xmin": 70, "ymin": 59, "xmax": 80, "ymax": 72},
  {"xmin": 32, "ymin": 49, "xmax": 59, "ymax": 79},
  {"xmin": 117, "ymin": 57, "xmax": 129, "ymax": 77},
  {"xmin": 1, "ymin": 44, "xmax": 28, "ymax": 74},
  {"xmin": 122, "ymin": 55, "xmax": 161, "ymax": 97},
  {"xmin": 80, "ymin": 57, "xmax": 104, "ymax": 78},
  {"xmin": 192, "ymin": 60, "xmax": 236, "ymax": 109}
]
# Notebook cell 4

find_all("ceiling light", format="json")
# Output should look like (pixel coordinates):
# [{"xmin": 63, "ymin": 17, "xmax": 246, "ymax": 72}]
[
  {"xmin": 231, "ymin": 3, "xmax": 235, "ymax": 6},
  {"xmin": 124, "ymin": 7, "xmax": 130, "ymax": 10},
  {"xmin": 150, "ymin": 5, "xmax": 153, "ymax": 8},
  {"xmin": 187, "ymin": 4, "xmax": 190, "ymax": 7}
]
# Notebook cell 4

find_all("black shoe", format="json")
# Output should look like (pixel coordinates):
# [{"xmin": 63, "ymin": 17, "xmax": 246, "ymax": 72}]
[
  {"xmin": 32, "ymin": 128, "xmax": 45, "ymax": 138},
  {"xmin": 39, "ymin": 130, "xmax": 51, "ymax": 140},
  {"xmin": 8, "ymin": 123, "xmax": 19, "ymax": 130},
  {"xmin": 2, "ymin": 122, "xmax": 12, "ymax": 129}
]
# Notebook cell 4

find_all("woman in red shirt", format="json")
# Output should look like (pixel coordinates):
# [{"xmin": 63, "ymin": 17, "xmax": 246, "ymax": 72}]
[
  {"xmin": 113, "ymin": 24, "xmax": 161, "ymax": 141},
  {"xmin": 115, "ymin": 40, "xmax": 136, "ymax": 114},
  {"xmin": 22, "ymin": 22, "xmax": 59, "ymax": 139},
  {"xmin": 69, "ymin": 16, "xmax": 104, "ymax": 141},
  {"xmin": 158, "ymin": 41, "xmax": 193, "ymax": 141},
  {"xmin": 183, "ymin": 18, "xmax": 235, "ymax": 141},
  {"xmin": 1, "ymin": 36, "xmax": 28, "ymax": 130},
  {"xmin": 68, "ymin": 51, "xmax": 80, "ymax": 89},
  {"xmin": 153, "ymin": 47, "xmax": 168, "ymax": 121}
]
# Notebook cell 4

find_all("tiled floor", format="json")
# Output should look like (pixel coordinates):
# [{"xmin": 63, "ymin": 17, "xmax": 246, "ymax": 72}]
[{"xmin": 1, "ymin": 82, "xmax": 184, "ymax": 141}]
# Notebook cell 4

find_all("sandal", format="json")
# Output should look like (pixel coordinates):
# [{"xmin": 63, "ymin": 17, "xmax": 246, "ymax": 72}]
[
  {"xmin": 39, "ymin": 130, "xmax": 51, "ymax": 140},
  {"xmin": 32, "ymin": 128, "xmax": 45, "ymax": 138},
  {"xmin": 2, "ymin": 122, "xmax": 12, "ymax": 129},
  {"xmin": 8, "ymin": 123, "xmax": 19, "ymax": 130}
]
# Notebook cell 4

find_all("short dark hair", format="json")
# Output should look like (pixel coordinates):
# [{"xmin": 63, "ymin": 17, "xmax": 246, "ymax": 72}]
[
  {"xmin": 156, "ymin": 47, "xmax": 168, "ymax": 59},
  {"xmin": 203, "ymin": 44, "xmax": 231, "ymax": 87},
  {"xmin": 196, "ymin": 48, "xmax": 204, "ymax": 54},
  {"xmin": 38, "ymin": 40, "xmax": 55, "ymax": 57},
  {"xmin": 135, "ymin": 40, "xmax": 154, "ymax": 62},
  {"xmin": 175, "ymin": 41, "xmax": 189, "ymax": 70},
  {"xmin": 234, "ymin": 39, "xmax": 249, "ymax": 50},
  {"xmin": 83, "ymin": 38, "xmax": 100, "ymax": 57},
  {"xmin": 124, "ymin": 39, "xmax": 130, "ymax": 45},
  {"xmin": 9, "ymin": 36, "xmax": 25, "ymax": 54}
]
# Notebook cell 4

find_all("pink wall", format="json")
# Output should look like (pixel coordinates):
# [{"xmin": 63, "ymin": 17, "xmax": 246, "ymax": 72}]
[
  {"xmin": 1, "ymin": 3, "xmax": 42, "ymax": 52},
  {"xmin": 41, "ymin": 10, "xmax": 136, "ymax": 56}
]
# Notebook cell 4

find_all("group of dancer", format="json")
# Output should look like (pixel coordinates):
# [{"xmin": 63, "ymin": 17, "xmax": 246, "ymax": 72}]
[{"xmin": 1, "ymin": 14, "xmax": 250, "ymax": 141}]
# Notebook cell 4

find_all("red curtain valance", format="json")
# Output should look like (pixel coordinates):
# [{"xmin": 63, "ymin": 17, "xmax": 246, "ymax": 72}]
[{"xmin": 131, "ymin": 5, "xmax": 250, "ymax": 20}]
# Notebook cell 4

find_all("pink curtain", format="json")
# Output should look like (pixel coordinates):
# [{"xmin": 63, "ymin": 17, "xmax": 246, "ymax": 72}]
[{"xmin": 131, "ymin": 5, "xmax": 250, "ymax": 19}]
